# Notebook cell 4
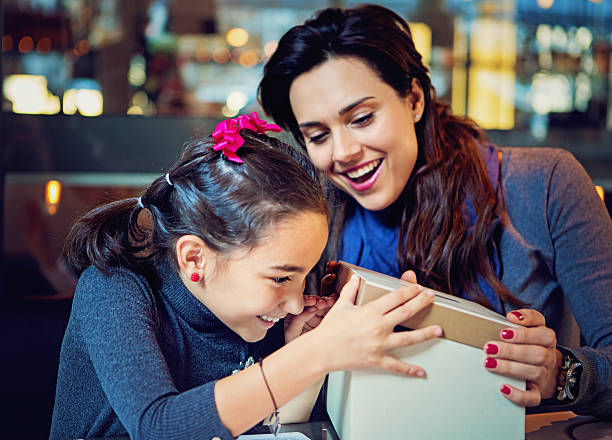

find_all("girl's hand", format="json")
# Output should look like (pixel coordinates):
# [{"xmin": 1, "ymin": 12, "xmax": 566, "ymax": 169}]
[
  {"xmin": 284, "ymin": 294, "xmax": 337, "ymax": 343},
  {"xmin": 482, "ymin": 308, "xmax": 562, "ymax": 407},
  {"xmin": 313, "ymin": 275, "xmax": 443, "ymax": 377},
  {"xmin": 400, "ymin": 270, "xmax": 417, "ymax": 283}
]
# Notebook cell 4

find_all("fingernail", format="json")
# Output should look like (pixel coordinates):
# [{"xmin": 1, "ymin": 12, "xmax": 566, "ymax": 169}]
[
  {"xmin": 416, "ymin": 370, "xmax": 425, "ymax": 377},
  {"xmin": 501, "ymin": 329, "xmax": 514, "ymax": 340},
  {"xmin": 322, "ymin": 274, "xmax": 335, "ymax": 283},
  {"xmin": 485, "ymin": 358, "xmax": 497, "ymax": 369},
  {"xmin": 500, "ymin": 385, "xmax": 511, "ymax": 395},
  {"xmin": 510, "ymin": 311, "xmax": 524, "ymax": 321},
  {"xmin": 433, "ymin": 327, "xmax": 443, "ymax": 337},
  {"xmin": 485, "ymin": 344, "xmax": 498, "ymax": 355}
]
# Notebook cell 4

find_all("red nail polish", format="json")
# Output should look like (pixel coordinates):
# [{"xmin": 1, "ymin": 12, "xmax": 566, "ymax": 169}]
[
  {"xmin": 510, "ymin": 311, "xmax": 524, "ymax": 321},
  {"xmin": 485, "ymin": 358, "xmax": 497, "ymax": 368},
  {"xmin": 501, "ymin": 329, "xmax": 514, "ymax": 339},
  {"xmin": 485, "ymin": 344, "xmax": 498, "ymax": 355},
  {"xmin": 501, "ymin": 385, "xmax": 511, "ymax": 395}
]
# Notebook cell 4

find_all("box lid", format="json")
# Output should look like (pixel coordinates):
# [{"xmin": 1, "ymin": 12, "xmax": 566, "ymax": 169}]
[{"xmin": 334, "ymin": 261, "xmax": 518, "ymax": 348}]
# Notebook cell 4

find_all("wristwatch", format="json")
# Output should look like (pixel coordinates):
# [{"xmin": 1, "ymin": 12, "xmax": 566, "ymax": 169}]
[{"xmin": 555, "ymin": 348, "xmax": 582, "ymax": 402}]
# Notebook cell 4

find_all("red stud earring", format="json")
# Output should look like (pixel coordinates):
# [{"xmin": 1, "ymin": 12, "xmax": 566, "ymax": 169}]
[{"xmin": 191, "ymin": 273, "xmax": 200, "ymax": 282}]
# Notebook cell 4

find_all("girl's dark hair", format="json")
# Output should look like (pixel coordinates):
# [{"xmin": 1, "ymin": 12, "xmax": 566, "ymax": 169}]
[
  {"xmin": 259, "ymin": 4, "xmax": 523, "ymax": 309},
  {"xmin": 64, "ymin": 130, "xmax": 327, "ymax": 278}
]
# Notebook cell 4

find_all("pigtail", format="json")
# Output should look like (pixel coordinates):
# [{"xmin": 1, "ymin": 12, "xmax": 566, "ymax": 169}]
[{"xmin": 64, "ymin": 198, "xmax": 150, "ymax": 276}]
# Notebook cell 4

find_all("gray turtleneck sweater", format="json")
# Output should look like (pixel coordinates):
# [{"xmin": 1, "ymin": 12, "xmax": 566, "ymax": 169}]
[{"xmin": 50, "ymin": 261, "xmax": 284, "ymax": 440}]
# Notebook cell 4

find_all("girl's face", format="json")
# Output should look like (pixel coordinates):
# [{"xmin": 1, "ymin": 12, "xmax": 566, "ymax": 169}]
[
  {"xmin": 194, "ymin": 211, "xmax": 328, "ymax": 343},
  {"xmin": 289, "ymin": 57, "xmax": 424, "ymax": 211}
]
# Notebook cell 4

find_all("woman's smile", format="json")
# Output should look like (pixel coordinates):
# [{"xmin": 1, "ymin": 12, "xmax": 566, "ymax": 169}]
[{"xmin": 341, "ymin": 158, "xmax": 383, "ymax": 191}]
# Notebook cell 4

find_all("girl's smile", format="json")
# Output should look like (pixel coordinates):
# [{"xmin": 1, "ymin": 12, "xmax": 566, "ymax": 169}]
[{"xmin": 188, "ymin": 211, "xmax": 328, "ymax": 342}]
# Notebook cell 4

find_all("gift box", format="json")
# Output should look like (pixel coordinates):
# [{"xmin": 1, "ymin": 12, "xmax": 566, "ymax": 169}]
[{"xmin": 326, "ymin": 261, "xmax": 525, "ymax": 440}]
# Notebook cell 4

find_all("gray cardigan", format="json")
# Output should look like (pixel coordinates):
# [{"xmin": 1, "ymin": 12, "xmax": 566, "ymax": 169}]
[{"xmin": 497, "ymin": 147, "xmax": 611, "ymax": 417}]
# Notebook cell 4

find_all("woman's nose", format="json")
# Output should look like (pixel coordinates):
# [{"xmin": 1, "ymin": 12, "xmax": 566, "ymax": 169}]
[{"xmin": 331, "ymin": 129, "xmax": 362, "ymax": 164}]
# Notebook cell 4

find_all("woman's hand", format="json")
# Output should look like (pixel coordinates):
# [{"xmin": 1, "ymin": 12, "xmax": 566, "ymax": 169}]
[
  {"xmin": 284, "ymin": 260, "xmax": 342, "ymax": 342},
  {"xmin": 284, "ymin": 294, "xmax": 337, "ymax": 343},
  {"xmin": 482, "ymin": 308, "xmax": 562, "ymax": 407},
  {"xmin": 312, "ymin": 274, "xmax": 442, "ymax": 377}
]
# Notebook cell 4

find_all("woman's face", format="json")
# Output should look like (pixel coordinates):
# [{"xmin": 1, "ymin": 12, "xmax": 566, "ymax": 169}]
[
  {"xmin": 193, "ymin": 211, "xmax": 328, "ymax": 343},
  {"xmin": 289, "ymin": 57, "xmax": 424, "ymax": 211}
]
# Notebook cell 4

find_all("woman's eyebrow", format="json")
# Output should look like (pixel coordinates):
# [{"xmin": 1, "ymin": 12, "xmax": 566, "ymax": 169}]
[
  {"xmin": 298, "ymin": 96, "xmax": 375, "ymax": 128},
  {"xmin": 338, "ymin": 96, "xmax": 375, "ymax": 116}
]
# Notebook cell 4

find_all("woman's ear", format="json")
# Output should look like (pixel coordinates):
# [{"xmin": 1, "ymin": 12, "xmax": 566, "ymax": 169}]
[
  {"xmin": 407, "ymin": 77, "xmax": 425, "ymax": 122},
  {"xmin": 175, "ymin": 235, "xmax": 210, "ymax": 282}
]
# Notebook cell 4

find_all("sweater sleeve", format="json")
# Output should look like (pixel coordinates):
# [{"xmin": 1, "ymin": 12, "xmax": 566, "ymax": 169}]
[
  {"xmin": 545, "ymin": 150, "xmax": 612, "ymax": 418},
  {"xmin": 74, "ymin": 267, "xmax": 234, "ymax": 440}
]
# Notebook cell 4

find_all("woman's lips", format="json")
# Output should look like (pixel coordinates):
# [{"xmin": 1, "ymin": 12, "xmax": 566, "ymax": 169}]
[{"xmin": 342, "ymin": 159, "xmax": 383, "ymax": 191}]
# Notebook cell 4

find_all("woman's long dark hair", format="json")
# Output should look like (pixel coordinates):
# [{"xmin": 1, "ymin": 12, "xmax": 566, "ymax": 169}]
[
  {"xmin": 259, "ymin": 5, "xmax": 522, "ymax": 309},
  {"xmin": 64, "ymin": 130, "xmax": 327, "ymax": 280}
]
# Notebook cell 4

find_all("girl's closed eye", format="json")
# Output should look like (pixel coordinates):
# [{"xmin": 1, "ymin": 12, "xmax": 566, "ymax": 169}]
[{"xmin": 272, "ymin": 276, "xmax": 291, "ymax": 284}]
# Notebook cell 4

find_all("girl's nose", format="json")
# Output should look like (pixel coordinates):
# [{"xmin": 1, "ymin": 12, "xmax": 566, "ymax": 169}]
[{"xmin": 281, "ymin": 288, "xmax": 305, "ymax": 315}]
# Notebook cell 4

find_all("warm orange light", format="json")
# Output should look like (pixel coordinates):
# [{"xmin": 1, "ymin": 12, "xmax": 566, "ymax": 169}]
[
  {"xmin": 212, "ymin": 47, "xmax": 231, "ymax": 64},
  {"xmin": 74, "ymin": 39, "xmax": 90, "ymax": 56},
  {"xmin": 537, "ymin": 0, "xmax": 554, "ymax": 8},
  {"xmin": 2, "ymin": 35, "xmax": 13, "ymax": 52},
  {"xmin": 226, "ymin": 28, "xmax": 249, "ymax": 47},
  {"xmin": 196, "ymin": 46, "xmax": 211, "ymax": 63},
  {"xmin": 45, "ymin": 180, "xmax": 62, "ymax": 215},
  {"xmin": 595, "ymin": 185, "xmax": 605, "ymax": 201},
  {"xmin": 263, "ymin": 41, "xmax": 278, "ymax": 58},
  {"xmin": 36, "ymin": 37, "xmax": 52, "ymax": 53},
  {"xmin": 238, "ymin": 50, "xmax": 259, "ymax": 68},
  {"xmin": 409, "ymin": 22, "xmax": 432, "ymax": 66},
  {"xmin": 18, "ymin": 36, "xmax": 34, "ymax": 54}
]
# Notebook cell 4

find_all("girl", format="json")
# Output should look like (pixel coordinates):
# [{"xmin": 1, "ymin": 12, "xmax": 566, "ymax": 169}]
[
  {"xmin": 49, "ymin": 113, "xmax": 442, "ymax": 439},
  {"xmin": 259, "ymin": 5, "xmax": 612, "ymax": 417}
]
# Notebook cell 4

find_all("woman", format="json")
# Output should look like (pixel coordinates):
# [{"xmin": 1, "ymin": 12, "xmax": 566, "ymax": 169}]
[{"xmin": 259, "ymin": 5, "xmax": 612, "ymax": 416}]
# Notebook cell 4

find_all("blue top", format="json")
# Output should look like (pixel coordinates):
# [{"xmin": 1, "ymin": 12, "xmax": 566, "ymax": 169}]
[
  {"xmin": 50, "ymin": 260, "xmax": 284, "ymax": 440},
  {"xmin": 339, "ymin": 146, "xmax": 612, "ymax": 418}
]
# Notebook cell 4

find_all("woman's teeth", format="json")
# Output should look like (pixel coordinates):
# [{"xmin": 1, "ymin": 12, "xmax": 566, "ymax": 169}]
[
  {"xmin": 346, "ymin": 159, "xmax": 382, "ymax": 182},
  {"xmin": 259, "ymin": 315, "xmax": 280, "ymax": 323}
]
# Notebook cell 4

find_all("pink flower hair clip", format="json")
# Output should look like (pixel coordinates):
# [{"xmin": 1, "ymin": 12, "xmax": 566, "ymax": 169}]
[{"xmin": 211, "ymin": 112, "xmax": 281, "ymax": 163}]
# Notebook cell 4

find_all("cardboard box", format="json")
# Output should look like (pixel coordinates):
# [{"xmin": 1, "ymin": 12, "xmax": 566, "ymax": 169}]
[{"xmin": 326, "ymin": 261, "xmax": 525, "ymax": 440}]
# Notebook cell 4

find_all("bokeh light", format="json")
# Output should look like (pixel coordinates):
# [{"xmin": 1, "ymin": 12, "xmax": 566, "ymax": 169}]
[
  {"xmin": 226, "ymin": 28, "xmax": 249, "ymax": 47},
  {"xmin": 18, "ymin": 36, "xmax": 34, "ymax": 54}
]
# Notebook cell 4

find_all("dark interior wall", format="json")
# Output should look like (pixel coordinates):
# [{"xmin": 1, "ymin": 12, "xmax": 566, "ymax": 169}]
[{"xmin": 0, "ymin": 297, "xmax": 72, "ymax": 439}]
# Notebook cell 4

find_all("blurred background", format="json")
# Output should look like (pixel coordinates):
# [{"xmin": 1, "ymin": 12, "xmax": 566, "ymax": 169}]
[{"xmin": 1, "ymin": 0, "xmax": 611, "ymax": 437}]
